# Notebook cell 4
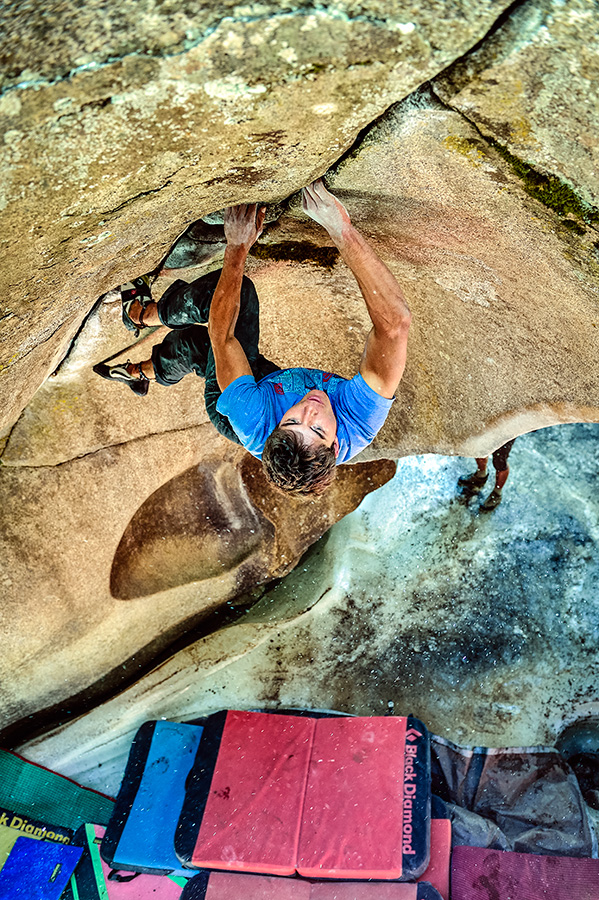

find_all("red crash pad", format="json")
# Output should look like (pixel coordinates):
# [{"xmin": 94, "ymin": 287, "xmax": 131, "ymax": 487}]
[
  {"xmin": 297, "ymin": 716, "xmax": 407, "ymax": 879},
  {"xmin": 178, "ymin": 710, "xmax": 430, "ymax": 881},
  {"xmin": 194, "ymin": 711, "xmax": 314, "ymax": 876},
  {"xmin": 451, "ymin": 846, "xmax": 599, "ymax": 900},
  {"xmin": 417, "ymin": 819, "xmax": 451, "ymax": 900}
]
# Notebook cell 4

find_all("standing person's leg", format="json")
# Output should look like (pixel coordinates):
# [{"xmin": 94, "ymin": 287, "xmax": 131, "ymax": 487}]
[{"xmin": 481, "ymin": 439, "xmax": 516, "ymax": 510}]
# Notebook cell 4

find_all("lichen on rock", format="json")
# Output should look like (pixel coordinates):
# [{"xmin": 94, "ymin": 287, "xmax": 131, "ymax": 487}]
[{"xmin": 434, "ymin": 0, "xmax": 599, "ymax": 210}]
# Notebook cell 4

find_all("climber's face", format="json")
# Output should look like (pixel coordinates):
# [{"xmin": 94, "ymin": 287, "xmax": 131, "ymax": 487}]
[{"xmin": 278, "ymin": 390, "xmax": 340, "ymax": 456}]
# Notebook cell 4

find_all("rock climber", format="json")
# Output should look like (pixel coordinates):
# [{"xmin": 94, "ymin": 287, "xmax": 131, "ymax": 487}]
[
  {"xmin": 94, "ymin": 180, "xmax": 411, "ymax": 496},
  {"xmin": 457, "ymin": 439, "xmax": 516, "ymax": 510}
]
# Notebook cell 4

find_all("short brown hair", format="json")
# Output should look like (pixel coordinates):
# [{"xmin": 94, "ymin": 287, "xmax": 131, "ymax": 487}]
[{"xmin": 261, "ymin": 427, "xmax": 337, "ymax": 496}]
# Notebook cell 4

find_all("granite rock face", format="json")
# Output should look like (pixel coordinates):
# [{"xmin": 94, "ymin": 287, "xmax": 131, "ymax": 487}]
[
  {"xmin": 0, "ymin": 384, "xmax": 394, "ymax": 734},
  {"xmin": 0, "ymin": 0, "xmax": 515, "ymax": 432},
  {"xmin": 1, "ymin": 0, "xmax": 599, "ymax": 744},
  {"xmin": 0, "ymin": 231, "xmax": 394, "ymax": 734},
  {"xmin": 248, "ymin": 91, "xmax": 599, "ymax": 458},
  {"xmin": 3, "ymin": 84, "xmax": 599, "ymax": 735}
]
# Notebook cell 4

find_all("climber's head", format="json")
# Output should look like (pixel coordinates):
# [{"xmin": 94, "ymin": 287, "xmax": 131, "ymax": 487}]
[{"xmin": 261, "ymin": 390, "xmax": 339, "ymax": 496}]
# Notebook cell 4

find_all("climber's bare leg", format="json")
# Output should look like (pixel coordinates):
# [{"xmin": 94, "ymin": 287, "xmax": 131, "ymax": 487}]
[
  {"xmin": 124, "ymin": 358, "xmax": 156, "ymax": 380},
  {"xmin": 128, "ymin": 299, "xmax": 161, "ymax": 327}
]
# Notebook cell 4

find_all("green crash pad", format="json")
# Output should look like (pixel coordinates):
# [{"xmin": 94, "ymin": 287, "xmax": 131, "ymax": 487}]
[{"xmin": 0, "ymin": 750, "xmax": 114, "ymax": 831}]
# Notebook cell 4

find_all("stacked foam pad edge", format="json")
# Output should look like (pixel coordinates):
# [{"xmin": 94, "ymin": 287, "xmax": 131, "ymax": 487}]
[{"xmin": 181, "ymin": 871, "xmax": 444, "ymax": 899}]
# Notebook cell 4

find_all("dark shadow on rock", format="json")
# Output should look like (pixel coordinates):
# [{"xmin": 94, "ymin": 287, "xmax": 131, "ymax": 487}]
[
  {"xmin": 249, "ymin": 241, "xmax": 340, "ymax": 268},
  {"xmin": 239, "ymin": 454, "xmax": 397, "ymax": 579},
  {"xmin": 111, "ymin": 461, "xmax": 269, "ymax": 600}
]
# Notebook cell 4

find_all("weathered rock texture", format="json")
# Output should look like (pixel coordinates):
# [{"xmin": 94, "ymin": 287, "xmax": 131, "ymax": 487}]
[
  {"xmin": 2, "ymin": 0, "xmax": 599, "ymax": 742},
  {"xmin": 0, "ymin": 0, "xmax": 515, "ymax": 432},
  {"xmin": 322, "ymin": 91, "xmax": 599, "ymax": 456},
  {"xmin": 434, "ymin": 0, "xmax": 599, "ymax": 211},
  {"xmin": 0, "ymin": 245, "xmax": 394, "ymax": 734}
]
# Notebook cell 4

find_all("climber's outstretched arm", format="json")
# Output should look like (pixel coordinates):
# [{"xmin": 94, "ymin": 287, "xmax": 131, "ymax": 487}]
[
  {"xmin": 208, "ymin": 204, "xmax": 265, "ymax": 391},
  {"xmin": 302, "ymin": 180, "xmax": 411, "ymax": 399}
]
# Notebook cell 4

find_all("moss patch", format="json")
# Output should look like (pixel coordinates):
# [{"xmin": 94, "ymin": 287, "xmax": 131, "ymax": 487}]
[
  {"xmin": 489, "ymin": 138, "xmax": 599, "ymax": 226},
  {"xmin": 560, "ymin": 219, "xmax": 587, "ymax": 236},
  {"xmin": 250, "ymin": 241, "xmax": 340, "ymax": 268}
]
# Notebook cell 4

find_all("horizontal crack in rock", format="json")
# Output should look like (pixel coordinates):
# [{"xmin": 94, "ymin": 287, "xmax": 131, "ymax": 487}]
[
  {"xmin": 97, "ymin": 171, "xmax": 185, "ymax": 216},
  {"xmin": 0, "ymin": 588, "xmax": 263, "ymax": 747},
  {"xmin": 250, "ymin": 240, "xmax": 340, "ymax": 268},
  {"xmin": 1, "ymin": 422, "xmax": 212, "ymax": 470}
]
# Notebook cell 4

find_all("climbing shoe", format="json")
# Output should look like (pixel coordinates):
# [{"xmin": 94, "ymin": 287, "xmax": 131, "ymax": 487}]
[
  {"xmin": 480, "ymin": 488, "xmax": 503, "ymax": 511},
  {"xmin": 93, "ymin": 360, "xmax": 149, "ymax": 396},
  {"xmin": 457, "ymin": 470, "xmax": 488, "ymax": 491},
  {"xmin": 121, "ymin": 275, "xmax": 153, "ymax": 336}
]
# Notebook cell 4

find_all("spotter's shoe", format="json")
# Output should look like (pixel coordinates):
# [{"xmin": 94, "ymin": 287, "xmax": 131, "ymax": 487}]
[
  {"xmin": 457, "ymin": 470, "xmax": 488, "ymax": 491},
  {"xmin": 557, "ymin": 716, "xmax": 599, "ymax": 809},
  {"xmin": 480, "ymin": 488, "xmax": 502, "ymax": 511}
]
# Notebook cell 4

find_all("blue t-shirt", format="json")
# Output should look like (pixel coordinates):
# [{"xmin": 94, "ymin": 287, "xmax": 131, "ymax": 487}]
[{"xmin": 216, "ymin": 367, "xmax": 394, "ymax": 463}]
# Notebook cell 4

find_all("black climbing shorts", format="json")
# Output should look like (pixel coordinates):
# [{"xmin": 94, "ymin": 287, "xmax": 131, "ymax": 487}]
[{"xmin": 150, "ymin": 269, "xmax": 280, "ymax": 444}]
